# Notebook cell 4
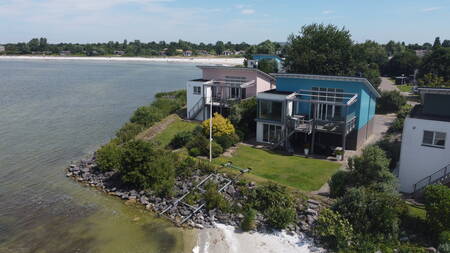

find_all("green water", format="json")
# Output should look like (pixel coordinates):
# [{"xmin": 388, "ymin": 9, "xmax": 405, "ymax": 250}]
[{"xmin": 0, "ymin": 59, "xmax": 200, "ymax": 252}]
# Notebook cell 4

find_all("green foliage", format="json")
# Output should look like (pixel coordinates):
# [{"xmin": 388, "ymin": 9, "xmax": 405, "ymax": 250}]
[
  {"xmin": 375, "ymin": 137, "xmax": 401, "ymax": 170},
  {"xmin": 188, "ymin": 147, "xmax": 201, "ymax": 157},
  {"xmin": 116, "ymin": 122, "xmax": 143, "ymax": 143},
  {"xmin": 388, "ymin": 104, "xmax": 412, "ymax": 134},
  {"xmin": 229, "ymin": 98, "xmax": 257, "ymax": 139},
  {"xmin": 203, "ymin": 182, "xmax": 229, "ymax": 211},
  {"xmin": 333, "ymin": 187, "xmax": 406, "ymax": 243},
  {"xmin": 265, "ymin": 205, "xmax": 296, "ymax": 229},
  {"xmin": 419, "ymin": 47, "xmax": 450, "ymax": 81},
  {"xmin": 376, "ymin": 90, "xmax": 407, "ymax": 114},
  {"xmin": 418, "ymin": 73, "xmax": 450, "ymax": 87},
  {"xmin": 258, "ymin": 59, "xmax": 278, "ymax": 74},
  {"xmin": 96, "ymin": 142, "xmax": 123, "ymax": 172},
  {"xmin": 440, "ymin": 231, "xmax": 450, "ymax": 244},
  {"xmin": 169, "ymin": 131, "xmax": 193, "ymax": 149},
  {"xmin": 214, "ymin": 133, "xmax": 239, "ymax": 150},
  {"xmin": 177, "ymin": 156, "xmax": 196, "ymax": 178},
  {"xmin": 241, "ymin": 207, "xmax": 257, "ymax": 231},
  {"xmin": 202, "ymin": 113, "xmax": 235, "ymax": 137},
  {"xmin": 285, "ymin": 24, "xmax": 354, "ymax": 76},
  {"xmin": 329, "ymin": 171, "xmax": 351, "ymax": 198},
  {"xmin": 314, "ymin": 208, "xmax": 354, "ymax": 250},
  {"xmin": 423, "ymin": 185, "xmax": 450, "ymax": 235},
  {"xmin": 130, "ymin": 106, "xmax": 164, "ymax": 126},
  {"xmin": 118, "ymin": 140, "xmax": 176, "ymax": 196},
  {"xmin": 382, "ymin": 50, "xmax": 420, "ymax": 76},
  {"xmin": 186, "ymin": 134, "xmax": 209, "ymax": 156},
  {"xmin": 209, "ymin": 141, "xmax": 224, "ymax": 158}
]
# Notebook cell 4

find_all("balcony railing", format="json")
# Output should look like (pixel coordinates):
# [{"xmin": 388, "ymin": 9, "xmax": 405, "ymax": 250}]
[{"xmin": 287, "ymin": 115, "xmax": 357, "ymax": 134}]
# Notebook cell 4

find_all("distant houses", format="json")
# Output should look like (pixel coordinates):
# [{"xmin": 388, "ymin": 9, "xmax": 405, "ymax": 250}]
[
  {"xmin": 183, "ymin": 50, "xmax": 193, "ymax": 57},
  {"xmin": 114, "ymin": 50, "xmax": 126, "ymax": 56},
  {"xmin": 0, "ymin": 45, "xmax": 5, "ymax": 52},
  {"xmin": 222, "ymin": 50, "xmax": 234, "ymax": 56},
  {"xmin": 59, "ymin": 50, "xmax": 71, "ymax": 56}
]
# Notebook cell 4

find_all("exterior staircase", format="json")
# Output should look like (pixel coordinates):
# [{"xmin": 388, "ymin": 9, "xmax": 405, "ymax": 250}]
[
  {"xmin": 412, "ymin": 163, "xmax": 450, "ymax": 196},
  {"xmin": 272, "ymin": 117, "xmax": 313, "ymax": 150},
  {"xmin": 188, "ymin": 98, "xmax": 204, "ymax": 120}
]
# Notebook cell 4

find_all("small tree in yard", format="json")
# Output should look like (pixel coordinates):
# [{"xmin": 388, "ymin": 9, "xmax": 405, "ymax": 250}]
[
  {"xmin": 96, "ymin": 142, "xmax": 123, "ymax": 172},
  {"xmin": 314, "ymin": 208, "xmax": 354, "ymax": 251},
  {"xmin": 376, "ymin": 91, "xmax": 407, "ymax": 114},
  {"xmin": 202, "ymin": 112, "xmax": 235, "ymax": 137},
  {"xmin": 423, "ymin": 185, "xmax": 450, "ymax": 236}
]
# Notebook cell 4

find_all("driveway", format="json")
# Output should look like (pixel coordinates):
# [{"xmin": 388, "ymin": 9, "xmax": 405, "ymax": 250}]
[{"xmin": 379, "ymin": 77, "xmax": 399, "ymax": 92}]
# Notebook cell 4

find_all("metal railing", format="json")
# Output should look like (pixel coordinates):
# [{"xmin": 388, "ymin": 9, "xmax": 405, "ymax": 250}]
[
  {"xmin": 287, "ymin": 116, "xmax": 313, "ymax": 134},
  {"xmin": 188, "ymin": 97, "xmax": 204, "ymax": 119},
  {"xmin": 413, "ymin": 163, "xmax": 450, "ymax": 193}
]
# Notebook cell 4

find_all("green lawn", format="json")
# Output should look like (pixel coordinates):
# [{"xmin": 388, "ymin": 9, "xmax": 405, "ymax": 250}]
[
  {"xmin": 397, "ymin": 84, "xmax": 413, "ymax": 93},
  {"xmin": 406, "ymin": 203, "xmax": 426, "ymax": 220},
  {"xmin": 152, "ymin": 118, "xmax": 198, "ymax": 147},
  {"xmin": 214, "ymin": 145, "xmax": 341, "ymax": 191}
]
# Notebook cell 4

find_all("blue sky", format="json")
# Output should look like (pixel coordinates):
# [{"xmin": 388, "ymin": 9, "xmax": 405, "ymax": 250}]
[{"xmin": 1, "ymin": 0, "xmax": 449, "ymax": 44}]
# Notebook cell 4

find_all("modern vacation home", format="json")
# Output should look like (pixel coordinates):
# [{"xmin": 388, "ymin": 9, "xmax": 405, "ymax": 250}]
[
  {"xmin": 398, "ymin": 87, "xmax": 450, "ymax": 194},
  {"xmin": 186, "ymin": 66, "xmax": 275, "ymax": 121},
  {"xmin": 248, "ymin": 54, "xmax": 284, "ymax": 73},
  {"xmin": 255, "ymin": 74, "xmax": 380, "ymax": 156}
]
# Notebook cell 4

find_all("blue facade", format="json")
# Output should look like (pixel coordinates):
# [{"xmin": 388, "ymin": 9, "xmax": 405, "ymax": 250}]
[
  {"xmin": 275, "ymin": 77, "xmax": 378, "ymax": 130},
  {"xmin": 252, "ymin": 54, "xmax": 283, "ymax": 70}
]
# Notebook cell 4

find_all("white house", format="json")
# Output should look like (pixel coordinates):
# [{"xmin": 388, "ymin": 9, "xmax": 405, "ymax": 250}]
[
  {"xmin": 398, "ymin": 87, "xmax": 450, "ymax": 193},
  {"xmin": 0, "ymin": 45, "xmax": 5, "ymax": 52}
]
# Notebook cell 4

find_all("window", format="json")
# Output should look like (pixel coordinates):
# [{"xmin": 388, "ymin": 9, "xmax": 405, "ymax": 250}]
[
  {"xmin": 193, "ymin": 86, "xmax": 201, "ymax": 95},
  {"xmin": 259, "ymin": 100, "xmax": 283, "ymax": 121},
  {"xmin": 263, "ymin": 124, "xmax": 282, "ymax": 143},
  {"xmin": 422, "ymin": 130, "xmax": 446, "ymax": 148},
  {"xmin": 230, "ymin": 87, "xmax": 240, "ymax": 99}
]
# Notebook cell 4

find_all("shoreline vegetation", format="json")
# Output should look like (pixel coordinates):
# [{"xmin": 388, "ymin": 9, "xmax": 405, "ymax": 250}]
[
  {"xmin": 0, "ymin": 55, "xmax": 244, "ymax": 66},
  {"xmin": 65, "ymin": 89, "xmax": 325, "ymax": 253}
]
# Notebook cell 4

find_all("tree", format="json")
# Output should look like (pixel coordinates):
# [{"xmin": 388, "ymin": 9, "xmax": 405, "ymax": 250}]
[
  {"xmin": 96, "ymin": 142, "xmax": 123, "ymax": 172},
  {"xmin": 443, "ymin": 40, "xmax": 450, "ymax": 48},
  {"xmin": 376, "ymin": 90, "xmax": 407, "ymax": 114},
  {"xmin": 130, "ymin": 106, "xmax": 164, "ymax": 126},
  {"xmin": 314, "ymin": 208, "xmax": 355, "ymax": 250},
  {"xmin": 423, "ymin": 185, "xmax": 450, "ymax": 235},
  {"xmin": 433, "ymin": 37, "xmax": 442, "ymax": 49},
  {"xmin": 202, "ymin": 113, "xmax": 235, "ymax": 137},
  {"xmin": 385, "ymin": 40, "xmax": 406, "ymax": 56},
  {"xmin": 419, "ymin": 48, "xmax": 450, "ymax": 81},
  {"xmin": 285, "ymin": 24, "xmax": 354, "ymax": 75},
  {"xmin": 215, "ymin": 41, "xmax": 225, "ymax": 55},
  {"xmin": 257, "ymin": 58, "xmax": 278, "ymax": 74},
  {"xmin": 256, "ymin": 40, "xmax": 276, "ymax": 54},
  {"xmin": 418, "ymin": 73, "xmax": 448, "ymax": 87},
  {"xmin": 353, "ymin": 40, "xmax": 389, "ymax": 68},
  {"xmin": 229, "ymin": 98, "xmax": 257, "ymax": 139},
  {"xmin": 382, "ymin": 50, "xmax": 420, "ymax": 76}
]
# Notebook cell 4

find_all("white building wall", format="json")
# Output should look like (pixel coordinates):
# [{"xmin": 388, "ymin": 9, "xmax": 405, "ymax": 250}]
[
  {"xmin": 255, "ymin": 92, "xmax": 288, "ymax": 143},
  {"xmin": 398, "ymin": 117, "xmax": 450, "ymax": 193},
  {"xmin": 186, "ymin": 80, "xmax": 211, "ymax": 121}
]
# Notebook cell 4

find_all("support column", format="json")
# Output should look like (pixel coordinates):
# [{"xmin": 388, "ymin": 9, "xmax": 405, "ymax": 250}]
[{"xmin": 341, "ymin": 106, "xmax": 348, "ymax": 161}]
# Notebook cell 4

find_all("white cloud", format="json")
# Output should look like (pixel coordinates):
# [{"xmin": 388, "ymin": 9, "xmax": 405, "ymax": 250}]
[
  {"xmin": 241, "ymin": 9, "xmax": 255, "ymax": 15},
  {"xmin": 322, "ymin": 10, "xmax": 335, "ymax": 15},
  {"xmin": 422, "ymin": 7, "xmax": 441, "ymax": 12}
]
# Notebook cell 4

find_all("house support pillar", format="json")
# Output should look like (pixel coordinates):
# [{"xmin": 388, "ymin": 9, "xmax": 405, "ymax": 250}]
[{"xmin": 341, "ymin": 106, "xmax": 348, "ymax": 161}]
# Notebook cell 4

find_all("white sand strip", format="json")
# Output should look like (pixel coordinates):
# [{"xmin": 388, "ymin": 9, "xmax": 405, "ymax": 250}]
[
  {"xmin": 0, "ymin": 55, "xmax": 244, "ymax": 66},
  {"xmin": 194, "ymin": 223, "xmax": 321, "ymax": 253}
]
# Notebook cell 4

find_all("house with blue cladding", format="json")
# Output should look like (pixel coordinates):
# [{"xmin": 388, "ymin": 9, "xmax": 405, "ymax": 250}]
[{"xmin": 255, "ymin": 73, "xmax": 380, "ymax": 157}]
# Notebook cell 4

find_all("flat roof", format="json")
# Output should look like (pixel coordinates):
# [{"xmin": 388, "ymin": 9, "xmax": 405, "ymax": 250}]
[
  {"xmin": 197, "ymin": 65, "xmax": 275, "ymax": 81},
  {"xmin": 410, "ymin": 104, "xmax": 450, "ymax": 122},
  {"xmin": 190, "ymin": 78, "xmax": 210, "ymax": 82},
  {"xmin": 260, "ymin": 89, "xmax": 292, "ymax": 95},
  {"xmin": 271, "ymin": 73, "xmax": 381, "ymax": 98}
]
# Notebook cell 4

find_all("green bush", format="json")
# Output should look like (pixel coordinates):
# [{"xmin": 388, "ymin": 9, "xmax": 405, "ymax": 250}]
[
  {"xmin": 388, "ymin": 104, "xmax": 412, "ymax": 134},
  {"xmin": 196, "ymin": 160, "xmax": 216, "ymax": 174},
  {"xmin": 188, "ymin": 147, "xmax": 201, "ymax": 157},
  {"xmin": 186, "ymin": 134, "xmax": 209, "ymax": 156},
  {"xmin": 130, "ymin": 106, "xmax": 164, "ymax": 126},
  {"xmin": 241, "ymin": 208, "xmax": 257, "ymax": 231},
  {"xmin": 209, "ymin": 141, "xmax": 224, "ymax": 158},
  {"xmin": 375, "ymin": 138, "xmax": 401, "ymax": 171},
  {"xmin": 177, "ymin": 156, "xmax": 196, "ymax": 178},
  {"xmin": 215, "ymin": 133, "xmax": 239, "ymax": 150},
  {"xmin": 169, "ymin": 131, "xmax": 193, "ymax": 149},
  {"xmin": 96, "ymin": 142, "xmax": 123, "ymax": 172},
  {"xmin": 229, "ymin": 98, "xmax": 257, "ymax": 140},
  {"xmin": 203, "ymin": 182, "xmax": 229, "ymax": 211},
  {"xmin": 151, "ymin": 98, "xmax": 182, "ymax": 115},
  {"xmin": 314, "ymin": 208, "xmax": 354, "ymax": 250},
  {"xmin": 333, "ymin": 187, "xmax": 406, "ymax": 242},
  {"xmin": 423, "ymin": 185, "xmax": 450, "ymax": 235},
  {"xmin": 266, "ymin": 206, "xmax": 296, "ymax": 229},
  {"xmin": 440, "ymin": 231, "xmax": 450, "ymax": 244},
  {"xmin": 329, "ymin": 171, "xmax": 351, "ymax": 198},
  {"xmin": 376, "ymin": 90, "xmax": 407, "ymax": 114},
  {"xmin": 116, "ymin": 122, "xmax": 143, "ymax": 143}
]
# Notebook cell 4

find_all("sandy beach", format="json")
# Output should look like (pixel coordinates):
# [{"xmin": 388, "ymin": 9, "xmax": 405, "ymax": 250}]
[
  {"xmin": 0, "ymin": 55, "xmax": 244, "ymax": 66},
  {"xmin": 192, "ymin": 223, "xmax": 323, "ymax": 253}
]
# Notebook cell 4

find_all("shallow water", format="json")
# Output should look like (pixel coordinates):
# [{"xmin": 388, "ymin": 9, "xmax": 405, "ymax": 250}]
[{"xmin": 0, "ymin": 59, "xmax": 201, "ymax": 252}]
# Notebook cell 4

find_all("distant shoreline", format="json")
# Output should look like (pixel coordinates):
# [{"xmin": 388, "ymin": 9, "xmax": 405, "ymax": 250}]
[{"xmin": 0, "ymin": 55, "xmax": 245, "ymax": 66}]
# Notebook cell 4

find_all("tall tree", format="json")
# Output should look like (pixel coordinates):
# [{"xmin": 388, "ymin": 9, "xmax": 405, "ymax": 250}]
[
  {"xmin": 433, "ymin": 37, "xmax": 442, "ymax": 49},
  {"xmin": 215, "ymin": 41, "xmax": 225, "ymax": 55},
  {"xmin": 383, "ymin": 50, "xmax": 420, "ymax": 76},
  {"xmin": 284, "ymin": 24, "xmax": 354, "ymax": 75},
  {"xmin": 419, "ymin": 48, "xmax": 450, "ymax": 81}
]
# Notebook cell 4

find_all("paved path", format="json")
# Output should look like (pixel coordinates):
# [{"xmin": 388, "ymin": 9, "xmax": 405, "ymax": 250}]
[{"xmin": 379, "ymin": 77, "xmax": 399, "ymax": 92}]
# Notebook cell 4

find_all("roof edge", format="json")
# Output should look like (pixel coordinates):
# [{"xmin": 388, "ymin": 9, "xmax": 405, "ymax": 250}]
[{"xmin": 197, "ymin": 65, "xmax": 275, "ymax": 81}]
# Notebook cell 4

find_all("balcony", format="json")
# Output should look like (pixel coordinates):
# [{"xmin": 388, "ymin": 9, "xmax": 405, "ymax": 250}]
[
  {"xmin": 204, "ymin": 80, "xmax": 255, "ymax": 106},
  {"xmin": 287, "ymin": 115, "xmax": 357, "ymax": 134}
]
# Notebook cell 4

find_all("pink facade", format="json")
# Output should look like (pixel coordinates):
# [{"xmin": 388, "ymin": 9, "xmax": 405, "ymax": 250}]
[{"xmin": 199, "ymin": 66, "xmax": 275, "ymax": 99}]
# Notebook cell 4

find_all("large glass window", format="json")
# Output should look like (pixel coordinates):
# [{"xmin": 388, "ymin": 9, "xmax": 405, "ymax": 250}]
[
  {"xmin": 422, "ymin": 130, "xmax": 446, "ymax": 148},
  {"xmin": 263, "ymin": 124, "xmax": 282, "ymax": 144},
  {"xmin": 259, "ymin": 100, "xmax": 283, "ymax": 121}
]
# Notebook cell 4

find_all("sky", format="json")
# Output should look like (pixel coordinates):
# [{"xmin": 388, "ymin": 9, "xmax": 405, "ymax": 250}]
[{"xmin": 1, "ymin": 0, "xmax": 449, "ymax": 45}]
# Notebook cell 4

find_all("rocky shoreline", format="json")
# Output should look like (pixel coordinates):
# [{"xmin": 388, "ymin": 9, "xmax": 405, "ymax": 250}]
[{"xmin": 66, "ymin": 154, "xmax": 325, "ymax": 251}]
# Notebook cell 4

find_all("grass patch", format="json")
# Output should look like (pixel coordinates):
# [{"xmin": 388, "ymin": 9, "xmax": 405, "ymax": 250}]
[
  {"xmin": 406, "ymin": 203, "xmax": 426, "ymax": 220},
  {"xmin": 396, "ymin": 84, "xmax": 413, "ymax": 93},
  {"xmin": 152, "ymin": 118, "xmax": 198, "ymax": 147},
  {"xmin": 214, "ymin": 145, "xmax": 341, "ymax": 191}
]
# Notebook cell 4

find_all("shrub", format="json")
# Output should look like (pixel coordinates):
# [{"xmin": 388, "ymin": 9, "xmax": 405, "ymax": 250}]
[
  {"xmin": 376, "ymin": 90, "xmax": 407, "ymax": 114},
  {"xmin": 96, "ymin": 142, "xmax": 123, "ymax": 172},
  {"xmin": 241, "ymin": 207, "xmax": 257, "ymax": 231},
  {"xmin": 169, "ymin": 131, "xmax": 193, "ymax": 149},
  {"xmin": 188, "ymin": 147, "xmax": 201, "ymax": 157},
  {"xmin": 329, "ymin": 171, "xmax": 351, "ymax": 198},
  {"xmin": 177, "ymin": 156, "xmax": 196, "ymax": 178},
  {"xmin": 196, "ymin": 160, "xmax": 216, "ymax": 174},
  {"xmin": 265, "ymin": 206, "xmax": 296, "ymax": 229},
  {"xmin": 375, "ymin": 137, "xmax": 401, "ymax": 171},
  {"xmin": 440, "ymin": 231, "xmax": 450, "ymax": 244},
  {"xmin": 333, "ymin": 187, "xmax": 406, "ymax": 242},
  {"xmin": 388, "ymin": 104, "xmax": 412, "ymax": 134},
  {"xmin": 214, "ymin": 133, "xmax": 239, "ymax": 150},
  {"xmin": 229, "ymin": 98, "xmax": 257, "ymax": 139},
  {"xmin": 314, "ymin": 208, "xmax": 354, "ymax": 250},
  {"xmin": 130, "ymin": 106, "xmax": 164, "ymax": 126},
  {"xmin": 203, "ymin": 182, "xmax": 229, "ymax": 211},
  {"xmin": 186, "ymin": 135, "xmax": 209, "ymax": 156},
  {"xmin": 209, "ymin": 141, "xmax": 223, "ymax": 158},
  {"xmin": 423, "ymin": 185, "xmax": 450, "ymax": 235},
  {"xmin": 116, "ymin": 122, "xmax": 143, "ymax": 143},
  {"xmin": 202, "ymin": 113, "xmax": 235, "ymax": 137},
  {"xmin": 151, "ymin": 98, "xmax": 182, "ymax": 115},
  {"xmin": 258, "ymin": 58, "xmax": 279, "ymax": 73}
]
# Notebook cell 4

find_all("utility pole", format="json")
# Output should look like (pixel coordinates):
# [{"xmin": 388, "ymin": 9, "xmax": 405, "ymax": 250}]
[{"xmin": 209, "ymin": 91, "xmax": 213, "ymax": 162}]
